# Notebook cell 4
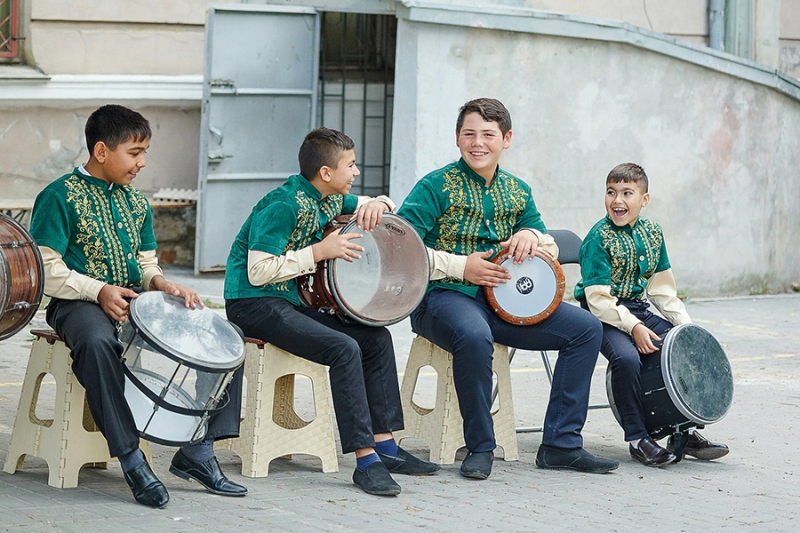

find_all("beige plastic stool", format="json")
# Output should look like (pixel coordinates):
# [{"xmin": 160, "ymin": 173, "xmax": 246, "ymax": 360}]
[
  {"xmin": 216, "ymin": 338, "xmax": 338, "ymax": 477},
  {"xmin": 4, "ymin": 329, "xmax": 151, "ymax": 488},
  {"xmin": 395, "ymin": 336, "xmax": 518, "ymax": 465}
]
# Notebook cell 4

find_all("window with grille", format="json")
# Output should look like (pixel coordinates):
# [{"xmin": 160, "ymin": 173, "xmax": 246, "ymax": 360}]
[{"xmin": 0, "ymin": 0, "xmax": 19, "ymax": 59}]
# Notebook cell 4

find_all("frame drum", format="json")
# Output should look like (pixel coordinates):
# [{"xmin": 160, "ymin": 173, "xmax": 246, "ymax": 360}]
[
  {"xmin": 0, "ymin": 213, "xmax": 44, "ymax": 341},
  {"xmin": 298, "ymin": 212, "xmax": 429, "ymax": 327},
  {"xmin": 484, "ymin": 252, "xmax": 565, "ymax": 325},
  {"xmin": 119, "ymin": 292, "xmax": 245, "ymax": 446},
  {"xmin": 606, "ymin": 323, "xmax": 734, "ymax": 440}
]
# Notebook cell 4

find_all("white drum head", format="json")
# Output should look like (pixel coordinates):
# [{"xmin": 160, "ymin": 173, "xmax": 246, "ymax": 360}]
[{"xmin": 488, "ymin": 255, "xmax": 564, "ymax": 325}]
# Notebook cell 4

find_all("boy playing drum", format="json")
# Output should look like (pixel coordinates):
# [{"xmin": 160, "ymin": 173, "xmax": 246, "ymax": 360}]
[
  {"xmin": 397, "ymin": 98, "xmax": 618, "ymax": 479},
  {"xmin": 30, "ymin": 105, "xmax": 247, "ymax": 508},
  {"xmin": 224, "ymin": 127, "xmax": 439, "ymax": 496},
  {"xmin": 574, "ymin": 162, "xmax": 729, "ymax": 466}
]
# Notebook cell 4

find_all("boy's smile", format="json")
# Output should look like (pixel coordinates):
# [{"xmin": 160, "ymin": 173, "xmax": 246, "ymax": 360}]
[
  {"xmin": 605, "ymin": 181, "xmax": 650, "ymax": 228},
  {"xmin": 456, "ymin": 113, "xmax": 512, "ymax": 184}
]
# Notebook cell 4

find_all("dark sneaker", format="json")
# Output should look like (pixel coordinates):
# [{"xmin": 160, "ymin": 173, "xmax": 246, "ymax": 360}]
[
  {"xmin": 460, "ymin": 451, "xmax": 493, "ymax": 480},
  {"xmin": 378, "ymin": 447, "xmax": 440, "ymax": 475},
  {"xmin": 536, "ymin": 444, "xmax": 619, "ymax": 473},
  {"xmin": 629, "ymin": 436, "xmax": 676, "ymax": 467},
  {"xmin": 667, "ymin": 431, "xmax": 729, "ymax": 461},
  {"xmin": 352, "ymin": 461, "xmax": 401, "ymax": 496}
]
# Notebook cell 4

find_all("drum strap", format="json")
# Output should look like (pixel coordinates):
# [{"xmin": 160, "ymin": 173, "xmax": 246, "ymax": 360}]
[
  {"xmin": 122, "ymin": 365, "xmax": 227, "ymax": 417},
  {"xmin": 670, "ymin": 431, "xmax": 690, "ymax": 463}
]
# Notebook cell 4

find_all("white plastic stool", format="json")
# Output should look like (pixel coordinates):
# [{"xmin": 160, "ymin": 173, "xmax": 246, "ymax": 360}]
[
  {"xmin": 395, "ymin": 336, "xmax": 518, "ymax": 464},
  {"xmin": 4, "ymin": 329, "xmax": 151, "ymax": 488},
  {"xmin": 216, "ymin": 338, "xmax": 338, "ymax": 477}
]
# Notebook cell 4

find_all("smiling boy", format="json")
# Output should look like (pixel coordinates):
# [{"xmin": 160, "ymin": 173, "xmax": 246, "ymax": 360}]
[
  {"xmin": 575, "ymin": 162, "xmax": 729, "ymax": 467},
  {"xmin": 30, "ymin": 104, "xmax": 247, "ymax": 508},
  {"xmin": 224, "ymin": 127, "xmax": 439, "ymax": 496},
  {"xmin": 397, "ymin": 98, "xmax": 618, "ymax": 479}
]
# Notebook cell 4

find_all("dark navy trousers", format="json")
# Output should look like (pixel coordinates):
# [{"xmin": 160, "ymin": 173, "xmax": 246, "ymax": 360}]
[{"xmin": 410, "ymin": 288, "xmax": 603, "ymax": 452}]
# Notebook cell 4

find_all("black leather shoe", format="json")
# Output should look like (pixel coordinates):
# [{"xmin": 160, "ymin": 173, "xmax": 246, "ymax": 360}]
[
  {"xmin": 378, "ymin": 447, "xmax": 440, "ymax": 476},
  {"xmin": 352, "ymin": 461, "xmax": 401, "ymax": 496},
  {"xmin": 629, "ymin": 436, "xmax": 676, "ymax": 467},
  {"xmin": 536, "ymin": 444, "xmax": 619, "ymax": 473},
  {"xmin": 667, "ymin": 431, "xmax": 729, "ymax": 461},
  {"xmin": 123, "ymin": 461, "xmax": 169, "ymax": 508},
  {"xmin": 460, "ymin": 451, "xmax": 493, "ymax": 480},
  {"xmin": 169, "ymin": 450, "xmax": 247, "ymax": 496}
]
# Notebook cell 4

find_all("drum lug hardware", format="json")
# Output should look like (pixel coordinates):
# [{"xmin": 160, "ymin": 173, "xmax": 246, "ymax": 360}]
[{"xmin": 11, "ymin": 302, "xmax": 31, "ymax": 310}]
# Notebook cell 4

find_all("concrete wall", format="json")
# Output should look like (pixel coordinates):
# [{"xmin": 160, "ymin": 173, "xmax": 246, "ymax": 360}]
[{"xmin": 391, "ymin": 16, "xmax": 800, "ymax": 297}]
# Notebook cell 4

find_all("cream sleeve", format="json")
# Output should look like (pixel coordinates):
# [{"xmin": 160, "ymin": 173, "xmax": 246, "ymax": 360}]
[
  {"xmin": 646, "ymin": 269, "xmax": 692, "ymax": 326},
  {"xmin": 39, "ymin": 246, "xmax": 106, "ymax": 302},
  {"xmin": 356, "ymin": 194, "xmax": 396, "ymax": 212},
  {"xmin": 247, "ymin": 247, "xmax": 318, "ymax": 287},
  {"xmin": 138, "ymin": 249, "xmax": 164, "ymax": 291},
  {"xmin": 584, "ymin": 284, "xmax": 642, "ymax": 334},
  {"xmin": 427, "ymin": 248, "xmax": 468, "ymax": 281}
]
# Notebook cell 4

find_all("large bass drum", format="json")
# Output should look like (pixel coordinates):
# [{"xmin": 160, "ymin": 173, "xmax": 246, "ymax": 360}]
[
  {"xmin": 297, "ymin": 212, "xmax": 429, "ymax": 327},
  {"xmin": 0, "ymin": 213, "xmax": 44, "ymax": 341},
  {"xmin": 606, "ymin": 323, "xmax": 734, "ymax": 440},
  {"xmin": 118, "ymin": 292, "xmax": 245, "ymax": 446},
  {"xmin": 484, "ymin": 251, "xmax": 565, "ymax": 325}
]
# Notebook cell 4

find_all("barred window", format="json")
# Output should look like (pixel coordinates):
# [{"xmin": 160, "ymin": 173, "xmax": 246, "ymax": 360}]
[{"xmin": 0, "ymin": 0, "xmax": 19, "ymax": 59}]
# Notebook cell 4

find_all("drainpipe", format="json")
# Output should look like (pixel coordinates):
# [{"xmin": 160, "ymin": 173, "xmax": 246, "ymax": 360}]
[{"xmin": 709, "ymin": 0, "xmax": 725, "ymax": 50}]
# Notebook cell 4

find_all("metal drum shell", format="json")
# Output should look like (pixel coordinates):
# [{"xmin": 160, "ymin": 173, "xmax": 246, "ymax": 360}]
[
  {"xmin": 0, "ymin": 213, "xmax": 44, "ymax": 341},
  {"xmin": 484, "ymin": 251, "xmax": 565, "ymax": 326}
]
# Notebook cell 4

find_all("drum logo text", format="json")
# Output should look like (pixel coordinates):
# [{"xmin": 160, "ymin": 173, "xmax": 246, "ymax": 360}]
[
  {"xmin": 516, "ymin": 276, "xmax": 534, "ymax": 295},
  {"xmin": 385, "ymin": 222, "xmax": 406, "ymax": 236}
]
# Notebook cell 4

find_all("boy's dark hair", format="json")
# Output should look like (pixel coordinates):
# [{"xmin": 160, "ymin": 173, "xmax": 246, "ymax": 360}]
[
  {"xmin": 456, "ymin": 98, "xmax": 513, "ymax": 136},
  {"xmin": 607, "ymin": 163, "xmax": 649, "ymax": 193},
  {"xmin": 85, "ymin": 105, "xmax": 152, "ymax": 154},
  {"xmin": 298, "ymin": 127, "xmax": 355, "ymax": 180}
]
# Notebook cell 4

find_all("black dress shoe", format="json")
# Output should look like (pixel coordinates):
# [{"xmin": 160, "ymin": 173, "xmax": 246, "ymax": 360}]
[
  {"xmin": 352, "ymin": 461, "xmax": 401, "ymax": 496},
  {"xmin": 123, "ymin": 461, "xmax": 169, "ymax": 508},
  {"xmin": 460, "ymin": 451, "xmax": 493, "ymax": 479},
  {"xmin": 629, "ymin": 436, "xmax": 676, "ymax": 467},
  {"xmin": 378, "ymin": 447, "xmax": 440, "ymax": 476},
  {"xmin": 169, "ymin": 450, "xmax": 247, "ymax": 496},
  {"xmin": 667, "ymin": 431, "xmax": 729, "ymax": 461},
  {"xmin": 536, "ymin": 444, "xmax": 619, "ymax": 473}
]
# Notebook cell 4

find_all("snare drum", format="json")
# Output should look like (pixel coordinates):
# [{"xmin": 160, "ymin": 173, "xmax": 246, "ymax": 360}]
[
  {"xmin": 0, "ymin": 213, "xmax": 44, "ymax": 341},
  {"xmin": 297, "ymin": 212, "xmax": 429, "ymax": 327},
  {"xmin": 118, "ymin": 291, "xmax": 245, "ymax": 446},
  {"xmin": 484, "ymin": 251, "xmax": 565, "ymax": 325},
  {"xmin": 606, "ymin": 323, "xmax": 734, "ymax": 440}
]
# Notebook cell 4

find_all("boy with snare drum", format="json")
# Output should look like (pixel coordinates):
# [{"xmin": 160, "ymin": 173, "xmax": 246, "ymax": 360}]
[
  {"xmin": 574, "ymin": 162, "xmax": 729, "ymax": 467},
  {"xmin": 30, "ymin": 105, "xmax": 247, "ymax": 508},
  {"xmin": 397, "ymin": 98, "xmax": 618, "ymax": 479},
  {"xmin": 224, "ymin": 127, "xmax": 439, "ymax": 496}
]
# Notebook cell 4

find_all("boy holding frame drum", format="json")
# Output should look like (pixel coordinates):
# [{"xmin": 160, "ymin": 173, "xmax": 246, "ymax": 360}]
[
  {"xmin": 224, "ymin": 127, "xmax": 439, "ymax": 496},
  {"xmin": 397, "ymin": 98, "xmax": 618, "ymax": 479},
  {"xmin": 574, "ymin": 162, "xmax": 729, "ymax": 467},
  {"xmin": 30, "ymin": 105, "xmax": 247, "ymax": 508}
]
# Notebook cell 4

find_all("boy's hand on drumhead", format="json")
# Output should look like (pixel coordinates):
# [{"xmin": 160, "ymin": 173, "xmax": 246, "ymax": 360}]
[
  {"xmin": 98, "ymin": 284, "xmax": 139, "ymax": 322},
  {"xmin": 151, "ymin": 276, "xmax": 204, "ymax": 308},
  {"xmin": 313, "ymin": 231, "xmax": 364, "ymax": 262},
  {"xmin": 353, "ymin": 200, "xmax": 388, "ymax": 232},
  {"xmin": 500, "ymin": 230, "xmax": 540, "ymax": 264},
  {"xmin": 632, "ymin": 323, "xmax": 661, "ymax": 354},
  {"xmin": 464, "ymin": 250, "xmax": 512, "ymax": 287}
]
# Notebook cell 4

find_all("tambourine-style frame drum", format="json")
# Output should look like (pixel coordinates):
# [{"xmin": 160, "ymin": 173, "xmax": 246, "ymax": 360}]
[
  {"xmin": 484, "ymin": 251, "xmax": 565, "ymax": 325},
  {"xmin": 0, "ymin": 213, "xmax": 45, "ymax": 341},
  {"xmin": 118, "ymin": 292, "xmax": 245, "ymax": 446},
  {"xmin": 606, "ymin": 323, "xmax": 734, "ymax": 442},
  {"xmin": 297, "ymin": 212, "xmax": 429, "ymax": 327}
]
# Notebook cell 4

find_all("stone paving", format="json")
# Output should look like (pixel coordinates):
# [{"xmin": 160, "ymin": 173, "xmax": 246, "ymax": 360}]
[{"xmin": 0, "ymin": 267, "xmax": 798, "ymax": 532}]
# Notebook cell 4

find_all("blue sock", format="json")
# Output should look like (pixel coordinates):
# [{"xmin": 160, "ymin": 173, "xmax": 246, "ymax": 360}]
[
  {"xmin": 118, "ymin": 448, "xmax": 145, "ymax": 473},
  {"xmin": 374, "ymin": 439, "xmax": 399, "ymax": 457},
  {"xmin": 356, "ymin": 452, "xmax": 381, "ymax": 471},
  {"xmin": 180, "ymin": 437, "xmax": 215, "ymax": 463}
]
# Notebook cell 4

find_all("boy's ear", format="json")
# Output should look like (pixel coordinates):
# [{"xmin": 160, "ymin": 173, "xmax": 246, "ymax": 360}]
[
  {"xmin": 642, "ymin": 192, "xmax": 651, "ymax": 206},
  {"xmin": 503, "ymin": 129, "xmax": 513, "ymax": 148},
  {"xmin": 318, "ymin": 165, "xmax": 332, "ymax": 183},
  {"xmin": 92, "ymin": 141, "xmax": 108, "ymax": 163}
]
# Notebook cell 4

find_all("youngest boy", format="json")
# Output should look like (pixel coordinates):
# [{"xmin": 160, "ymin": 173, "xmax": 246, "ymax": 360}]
[
  {"xmin": 574, "ymin": 162, "xmax": 729, "ymax": 466},
  {"xmin": 224, "ymin": 127, "xmax": 438, "ymax": 496}
]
